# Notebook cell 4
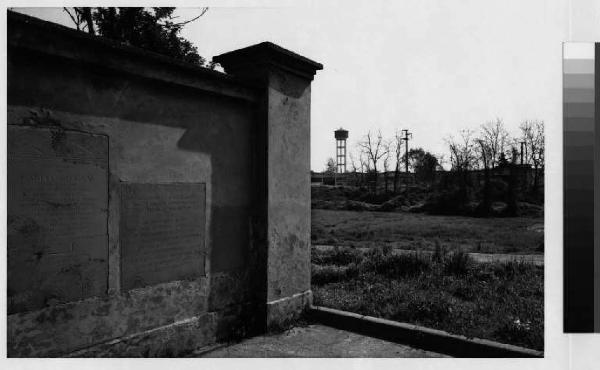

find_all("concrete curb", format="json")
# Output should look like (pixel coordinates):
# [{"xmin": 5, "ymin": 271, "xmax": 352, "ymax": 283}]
[{"xmin": 308, "ymin": 305, "xmax": 543, "ymax": 358}]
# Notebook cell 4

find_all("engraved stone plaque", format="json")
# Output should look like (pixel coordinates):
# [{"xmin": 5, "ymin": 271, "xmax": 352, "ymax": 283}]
[
  {"xmin": 7, "ymin": 126, "xmax": 109, "ymax": 314},
  {"xmin": 120, "ymin": 183, "xmax": 206, "ymax": 290}
]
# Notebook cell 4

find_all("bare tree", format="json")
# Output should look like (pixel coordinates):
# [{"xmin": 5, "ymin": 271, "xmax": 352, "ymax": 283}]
[
  {"xmin": 63, "ymin": 8, "xmax": 97, "ymax": 34},
  {"xmin": 358, "ymin": 130, "xmax": 388, "ymax": 173},
  {"xmin": 506, "ymin": 146, "xmax": 519, "ymax": 216},
  {"xmin": 437, "ymin": 153, "xmax": 448, "ymax": 170},
  {"xmin": 349, "ymin": 151, "xmax": 359, "ymax": 173},
  {"xmin": 519, "ymin": 120, "xmax": 545, "ymax": 192},
  {"xmin": 63, "ymin": 8, "xmax": 87, "ymax": 32},
  {"xmin": 479, "ymin": 118, "xmax": 510, "ymax": 169},
  {"xmin": 445, "ymin": 129, "xmax": 477, "ymax": 205},
  {"xmin": 348, "ymin": 150, "xmax": 360, "ymax": 186},
  {"xmin": 382, "ymin": 140, "xmax": 392, "ymax": 193},
  {"xmin": 445, "ymin": 129, "xmax": 477, "ymax": 172},
  {"xmin": 358, "ymin": 150, "xmax": 369, "ymax": 187},
  {"xmin": 358, "ymin": 149, "xmax": 369, "ymax": 172},
  {"xmin": 476, "ymin": 139, "xmax": 492, "ymax": 215},
  {"xmin": 357, "ymin": 130, "xmax": 389, "ymax": 192}
]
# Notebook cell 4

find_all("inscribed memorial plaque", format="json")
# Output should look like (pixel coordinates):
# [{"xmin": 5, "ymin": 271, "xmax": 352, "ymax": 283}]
[
  {"xmin": 120, "ymin": 183, "xmax": 206, "ymax": 290},
  {"xmin": 7, "ymin": 126, "xmax": 109, "ymax": 314}
]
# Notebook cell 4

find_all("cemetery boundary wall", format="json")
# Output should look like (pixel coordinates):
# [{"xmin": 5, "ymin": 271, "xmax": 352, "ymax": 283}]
[{"xmin": 7, "ymin": 11, "xmax": 322, "ymax": 357}]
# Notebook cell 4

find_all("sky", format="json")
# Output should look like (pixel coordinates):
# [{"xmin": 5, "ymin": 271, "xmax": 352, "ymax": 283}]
[{"xmin": 10, "ymin": 1, "xmax": 599, "ymax": 171}]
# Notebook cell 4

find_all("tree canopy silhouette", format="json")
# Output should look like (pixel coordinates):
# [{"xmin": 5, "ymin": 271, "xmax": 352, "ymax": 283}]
[
  {"xmin": 401, "ymin": 147, "xmax": 440, "ymax": 182},
  {"xmin": 63, "ymin": 7, "xmax": 211, "ymax": 67}
]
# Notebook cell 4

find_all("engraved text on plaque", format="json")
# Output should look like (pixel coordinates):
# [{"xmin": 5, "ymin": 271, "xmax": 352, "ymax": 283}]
[
  {"xmin": 120, "ymin": 183, "xmax": 206, "ymax": 290},
  {"xmin": 7, "ymin": 126, "xmax": 109, "ymax": 314}
]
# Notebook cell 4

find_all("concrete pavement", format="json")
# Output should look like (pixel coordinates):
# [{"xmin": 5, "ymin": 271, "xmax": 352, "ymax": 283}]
[{"xmin": 193, "ymin": 324, "xmax": 448, "ymax": 358}]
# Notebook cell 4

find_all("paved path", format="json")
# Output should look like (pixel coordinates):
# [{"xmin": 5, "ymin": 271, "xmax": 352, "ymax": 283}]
[
  {"xmin": 193, "ymin": 324, "xmax": 447, "ymax": 358},
  {"xmin": 465, "ymin": 252, "xmax": 543, "ymax": 265},
  {"xmin": 314, "ymin": 245, "xmax": 544, "ymax": 266}
]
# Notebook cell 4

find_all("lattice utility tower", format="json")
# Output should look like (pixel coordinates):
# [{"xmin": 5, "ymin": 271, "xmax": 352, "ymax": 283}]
[{"xmin": 334, "ymin": 128, "xmax": 349, "ymax": 173}]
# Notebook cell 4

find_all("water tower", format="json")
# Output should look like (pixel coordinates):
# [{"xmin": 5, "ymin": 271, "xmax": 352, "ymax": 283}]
[{"xmin": 334, "ymin": 128, "xmax": 349, "ymax": 173}]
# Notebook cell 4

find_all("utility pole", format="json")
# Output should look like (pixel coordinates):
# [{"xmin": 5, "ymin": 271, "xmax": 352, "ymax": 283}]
[{"xmin": 401, "ymin": 129, "xmax": 412, "ymax": 187}]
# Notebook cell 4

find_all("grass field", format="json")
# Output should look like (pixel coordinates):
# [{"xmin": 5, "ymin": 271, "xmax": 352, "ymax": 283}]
[
  {"xmin": 311, "ymin": 246, "xmax": 544, "ymax": 351},
  {"xmin": 312, "ymin": 209, "xmax": 544, "ymax": 254}
]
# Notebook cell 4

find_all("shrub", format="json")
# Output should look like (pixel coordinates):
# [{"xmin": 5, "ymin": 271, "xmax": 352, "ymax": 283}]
[
  {"xmin": 404, "ymin": 294, "xmax": 453, "ymax": 323},
  {"xmin": 492, "ymin": 261, "xmax": 536, "ymax": 280},
  {"xmin": 363, "ymin": 250, "xmax": 431, "ymax": 279},
  {"xmin": 494, "ymin": 317, "xmax": 542, "ymax": 350},
  {"xmin": 424, "ymin": 187, "xmax": 470, "ymax": 216},
  {"xmin": 443, "ymin": 250, "xmax": 472, "ymax": 275},
  {"xmin": 450, "ymin": 278, "xmax": 478, "ymax": 300},
  {"xmin": 432, "ymin": 239, "xmax": 447, "ymax": 262},
  {"xmin": 312, "ymin": 263, "xmax": 359, "ymax": 285},
  {"xmin": 311, "ymin": 247, "xmax": 363, "ymax": 266}
]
